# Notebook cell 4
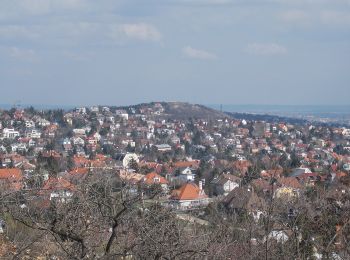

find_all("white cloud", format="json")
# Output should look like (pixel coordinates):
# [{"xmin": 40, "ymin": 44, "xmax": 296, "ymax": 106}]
[
  {"xmin": 246, "ymin": 43, "xmax": 287, "ymax": 55},
  {"xmin": 118, "ymin": 23, "xmax": 162, "ymax": 42},
  {"xmin": 182, "ymin": 46, "xmax": 218, "ymax": 60},
  {"xmin": 9, "ymin": 47, "xmax": 38, "ymax": 61}
]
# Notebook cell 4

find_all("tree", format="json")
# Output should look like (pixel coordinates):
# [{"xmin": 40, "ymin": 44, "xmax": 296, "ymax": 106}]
[{"xmin": 128, "ymin": 158, "xmax": 139, "ymax": 172}]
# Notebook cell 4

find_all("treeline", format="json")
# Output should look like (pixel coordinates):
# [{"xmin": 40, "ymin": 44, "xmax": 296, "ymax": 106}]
[{"xmin": 1, "ymin": 171, "xmax": 349, "ymax": 259}]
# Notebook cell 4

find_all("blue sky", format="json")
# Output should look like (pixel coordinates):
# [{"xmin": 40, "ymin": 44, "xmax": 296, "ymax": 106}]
[{"xmin": 0, "ymin": 0, "xmax": 349, "ymax": 106}]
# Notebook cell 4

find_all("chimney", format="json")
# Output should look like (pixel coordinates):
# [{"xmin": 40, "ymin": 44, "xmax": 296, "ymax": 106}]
[{"xmin": 199, "ymin": 181, "xmax": 203, "ymax": 191}]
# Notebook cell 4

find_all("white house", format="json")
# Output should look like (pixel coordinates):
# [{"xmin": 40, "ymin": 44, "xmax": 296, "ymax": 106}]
[
  {"xmin": 73, "ymin": 128, "xmax": 86, "ymax": 137},
  {"xmin": 169, "ymin": 182, "xmax": 209, "ymax": 210},
  {"xmin": 26, "ymin": 129, "xmax": 41, "ymax": 139},
  {"xmin": 116, "ymin": 110, "xmax": 129, "ymax": 120},
  {"xmin": 71, "ymin": 136, "xmax": 85, "ymax": 146},
  {"xmin": 155, "ymin": 144, "xmax": 172, "ymax": 152},
  {"xmin": 37, "ymin": 118, "xmax": 50, "ymax": 127},
  {"xmin": 25, "ymin": 120, "xmax": 35, "ymax": 128},
  {"xmin": 210, "ymin": 174, "xmax": 241, "ymax": 196},
  {"xmin": 178, "ymin": 167, "xmax": 196, "ymax": 182},
  {"xmin": 2, "ymin": 128, "xmax": 20, "ymax": 139}
]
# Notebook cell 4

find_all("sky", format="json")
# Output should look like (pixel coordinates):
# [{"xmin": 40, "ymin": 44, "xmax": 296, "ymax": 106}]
[{"xmin": 0, "ymin": 0, "xmax": 349, "ymax": 107}]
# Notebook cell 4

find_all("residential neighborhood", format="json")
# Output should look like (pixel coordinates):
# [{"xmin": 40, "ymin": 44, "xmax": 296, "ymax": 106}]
[{"xmin": 0, "ymin": 102, "xmax": 349, "ymax": 259}]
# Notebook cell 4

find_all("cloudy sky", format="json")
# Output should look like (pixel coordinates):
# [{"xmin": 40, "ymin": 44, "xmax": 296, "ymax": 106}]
[{"xmin": 0, "ymin": 0, "xmax": 349, "ymax": 107}]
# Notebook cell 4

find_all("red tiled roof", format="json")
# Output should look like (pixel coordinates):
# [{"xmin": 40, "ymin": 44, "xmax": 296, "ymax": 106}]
[
  {"xmin": 69, "ymin": 168, "xmax": 89, "ymax": 175},
  {"xmin": 0, "ymin": 168, "xmax": 23, "ymax": 190},
  {"xmin": 143, "ymin": 172, "xmax": 168, "ymax": 185},
  {"xmin": 42, "ymin": 177, "xmax": 75, "ymax": 192},
  {"xmin": 173, "ymin": 160, "xmax": 200, "ymax": 168},
  {"xmin": 73, "ymin": 156, "xmax": 89, "ymax": 167},
  {"xmin": 171, "ymin": 183, "xmax": 207, "ymax": 201},
  {"xmin": 277, "ymin": 177, "xmax": 302, "ymax": 189},
  {"xmin": 0, "ymin": 168, "xmax": 23, "ymax": 181}
]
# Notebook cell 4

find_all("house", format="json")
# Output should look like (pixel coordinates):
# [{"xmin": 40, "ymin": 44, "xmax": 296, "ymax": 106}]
[
  {"xmin": 92, "ymin": 132, "xmax": 101, "ymax": 141},
  {"xmin": 115, "ymin": 110, "xmax": 129, "ymax": 120},
  {"xmin": 289, "ymin": 167, "xmax": 312, "ymax": 177},
  {"xmin": 170, "ymin": 136, "xmax": 180, "ymax": 144},
  {"xmin": 173, "ymin": 160, "xmax": 200, "ymax": 169},
  {"xmin": 142, "ymin": 172, "xmax": 168, "ymax": 191},
  {"xmin": 87, "ymin": 136, "xmax": 98, "ymax": 145},
  {"xmin": 26, "ymin": 129, "xmax": 41, "ymax": 139},
  {"xmin": 25, "ymin": 120, "xmax": 35, "ymax": 128},
  {"xmin": 119, "ymin": 170, "xmax": 144, "ymax": 184},
  {"xmin": 0, "ymin": 168, "xmax": 23, "ymax": 191},
  {"xmin": 44, "ymin": 124, "xmax": 58, "ymax": 138},
  {"xmin": 296, "ymin": 172, "xmax": 325, "ymax": 186},
  {"xmin": 222, "ymin": 186, "xmax": 266, "ymax": 219},
  {"xmin": 73, "ymin": 128, "xmax": 86, "ymax": 137},
  {"xmin": 75, "ymin": 107, "xmax": 86, "ymax": 114},
  {"xmin": 233, "ymin": 160, "xmax": 251, "ymax": 176},
  {"xmin": 41, "ymin": 177, "xmax": 75, "ymax": 202},
  {"xmin": 0, "ymin": 155, "xmax": 11, "ymax": 167},
  {"xmin": 2, "ymin": 128, "xmax": 20, "ymax": 139},
  {"xmin": 169, "ymin": 182, "xmax": 209, "ymax": 210},
  {"xmin": 62, "ymin": 138, "xmax": 72, "ymax": 151},
  {"xmin": 11, "ymin": 143, "xmax": 27, "ymax": 153},
  {"xmin": 264, "ymin": 230, "xmax": 289, "ymax": 244},
  {"xmin": 176, "ymin": 167, "xmax": 196, "ymax": 182},
  {"xmin": 274, "ymin": 177, "xmax": 302, "ymax": 199},
  {"xmin": 155, "ymin": 144, "xmax": 172, "ymax": 152},
  {"xmin": 210, "ymin": 174, "xmax": 241, "ymax": 196},
  {"xmin": 71, "ymin": 136, "xmax": 85, "ymax": 146},
  {"xmin": 260, "ymin": 167, "xmax": 283, "ymax": 179},
  {"xmin": 90, "ymin": 106, "xmax": 99, "ymax": 112},
  {"xmin": 66, "ymin": 168, "xmax": 89, "ymax": 184},
  {"xmin": 73, "ymin": 156, "xmax": 90, "ymax": 168},
  {"xmin": 36, "ymin": 118, "xmax": 50, "ymax": 127}
]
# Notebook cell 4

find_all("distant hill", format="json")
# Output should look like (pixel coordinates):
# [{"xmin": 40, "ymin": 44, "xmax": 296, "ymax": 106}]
[
  {"xmin": 85, "ymin": 101, "xmax": 348, "ymax": 127},
  {"xmin": 114, "ymin": 101, "xmax": 227, "ymax": 120},
  {"xmin": 225, "ymin": 111, "xmax": 309, "ymax": 125},
  {"xmin": 225, "ymin": 111, "xmax": 348, "ymax": 127},
  {"xmin": 161, "ymin": 102, "xmax": 226, "ymax": 119}
]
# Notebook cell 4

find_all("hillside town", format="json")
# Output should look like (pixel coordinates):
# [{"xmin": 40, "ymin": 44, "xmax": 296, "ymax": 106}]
[{"xmin": 0, "ymin": 102, "xmax": 349, "ymax": 259}]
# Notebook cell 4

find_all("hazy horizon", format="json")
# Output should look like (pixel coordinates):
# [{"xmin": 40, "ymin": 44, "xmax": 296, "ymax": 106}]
[{"xmin": 1, "ymin": 101, "xmax": 350, "ymax": 113}]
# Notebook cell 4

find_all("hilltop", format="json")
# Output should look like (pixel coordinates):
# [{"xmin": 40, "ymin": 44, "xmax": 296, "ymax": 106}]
[
  {"xmin": 114, "ymin": 101, "xmax": 227, "ymax": 120},
  {"xmin": 162, "ymin": 102, "xmax": 226, "ymax": 119}
]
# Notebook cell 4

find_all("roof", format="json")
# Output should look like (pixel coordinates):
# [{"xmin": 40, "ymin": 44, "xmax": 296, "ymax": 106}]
[
  {"xmin": 73, "ymin": 156, "xmax": 90, "ymax": 166},
  {"xmin": 211, "ymin": 174, "xmax": 241, "ymax": 185},
  {"xmin": 170, "ymin": 183, "xmax": 207, "ymax": 201},
  {"xmin": 0, "ymin": 168, "xmax": 23, "ymax": 181},
  {"xmin": 143, "ymin": 172, "xmax": 168, "ymax": 185},
  {"xmin": 277, "ymin": 177, "xmax": 302, "ymax": 189},
  {"xmin": 42, "ymin": 177, "xmax": 75, "ymax": 192},
  {"xmin": 223, "ymin": 187, "xmax": 266, "ymax": 211},
  {"xmin": 119, "ymin": 170, "xmax": 144, "ymax": 183},
  {"xmin": 173, "ymin": 160, "xmax": 200, "ymax": 169},
  {"xmin": 69, "ymin": 168, "xmax": 89, "ymax": 175},
  {"xmin": 0, "ymin": 168, "xmax": 23, "ymax": 190},
  {"xmin": 251, "ymin": 178, "xmax": 272, "ymax": 193}
]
